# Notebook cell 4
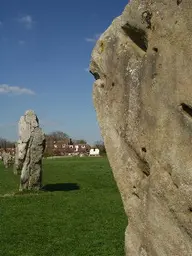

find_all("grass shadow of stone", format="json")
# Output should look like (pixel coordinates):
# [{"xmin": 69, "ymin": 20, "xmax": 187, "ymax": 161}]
[{"xmin": 41, "ymin": 183, "xmax": 80, "ymax": 192}]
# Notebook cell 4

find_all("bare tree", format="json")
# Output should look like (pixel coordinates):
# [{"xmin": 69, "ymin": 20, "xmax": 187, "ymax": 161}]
[
  {"xmin": 44, "ymin": 131, "xmax": 70, "ymax": 157},
  {"xmin": 0, "ymin": 137, "xmax": 15, "ymax": 149},
  {"xmin": 94, "ymin": 140, "xmax": 106, "ymax": 155},
  {"xmin": 46, "ymin": 131, "xmax": 69, "ymax": 142},
  {"xmin": 73, "ymin": 139, "xmax": 87, "ymax": 145}
]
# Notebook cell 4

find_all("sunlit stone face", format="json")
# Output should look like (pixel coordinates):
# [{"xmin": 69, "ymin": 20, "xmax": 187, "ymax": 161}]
[{"xmin": 90, "ymin": 1, "xmax": 192, "ymax": 255}]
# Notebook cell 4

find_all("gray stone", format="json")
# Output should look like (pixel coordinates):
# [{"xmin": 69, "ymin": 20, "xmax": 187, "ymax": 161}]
[
  {"xmin": 90, "ymin": 1, "xmax": 192, "ymax": 255},
  {"xmin": 14, "ymin": 142, "xmax": 22, "ymax": 175},
  {"xmin": 15, "ymin": 110, "xmax": 45, "ymax": 191},
  {"xmin": 2, "ymin": 151, "xmax": 13, "ymax": 169}
]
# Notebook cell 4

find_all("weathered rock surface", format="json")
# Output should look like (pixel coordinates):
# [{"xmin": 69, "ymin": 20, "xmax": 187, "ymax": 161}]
[
  {"xmin": 90, "ymin": 1, "xmax": 192, "ymax": 255},
  {"xmin": 2, "ymin": 151, "xmax": 13, "ymax": 169},
  {"xmin": 15, "ymin": 110, "xmax": 45, "ymax": 191},
  {"xmin": 13, "ymin": 142, "xmax": 21, "ymax": 175}
]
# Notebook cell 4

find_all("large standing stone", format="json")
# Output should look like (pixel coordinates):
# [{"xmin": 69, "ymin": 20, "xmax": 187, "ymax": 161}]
[
  {"xmin": 90, "ymin": 1, "xmax": 192, "ymax": 255},
  {"xmin": 15, "ymin": 110, "xmax": 45, "ymax": 191}
]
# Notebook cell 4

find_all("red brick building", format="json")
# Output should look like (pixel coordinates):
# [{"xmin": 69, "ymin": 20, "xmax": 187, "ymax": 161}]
[
  {"xmin": 44, "ymin": 138, "xmax": 91, "ymax": 156},
  {"xmin": 0, "ymin": 148, "xmax": 15, "ymax": 156},
  {"xmin": 0, "ymin": 139, "xmax": 91, "ymax": 157}
]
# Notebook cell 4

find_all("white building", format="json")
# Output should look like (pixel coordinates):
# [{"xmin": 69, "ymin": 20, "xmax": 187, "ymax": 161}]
[{"xmin": 89, "ymin": 148, "xmax": 100, "ymax": 156}]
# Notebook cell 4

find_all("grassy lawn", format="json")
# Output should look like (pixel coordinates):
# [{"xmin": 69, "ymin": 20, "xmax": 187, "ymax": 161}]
[{"xmin": 0, "ymin": 157, "xmax": 127, "ymax": 256}]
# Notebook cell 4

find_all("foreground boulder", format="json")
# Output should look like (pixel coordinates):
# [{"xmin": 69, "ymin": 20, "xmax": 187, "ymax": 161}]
[
  {"xmin": 90, "ymin": 1, "xmax": 192, "ymax": 255},
  {"xmin": 15, "ymin": 110, "xmax": 45, "ymax": 191}
]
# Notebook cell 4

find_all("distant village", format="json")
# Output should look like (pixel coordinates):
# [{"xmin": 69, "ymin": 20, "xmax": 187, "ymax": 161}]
[
  {"xmin": 44, "ymin": 137, "xmax": 100, "ymax": 157},
  {"xmin": 0, "ymin": 131, "xmax": 105, "ymax": 158}
]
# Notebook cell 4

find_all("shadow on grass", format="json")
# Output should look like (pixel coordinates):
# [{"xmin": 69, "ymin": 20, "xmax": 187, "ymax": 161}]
[{"xmin": 41, "ymin": 183, "xmax": 80, "ymax": 192}]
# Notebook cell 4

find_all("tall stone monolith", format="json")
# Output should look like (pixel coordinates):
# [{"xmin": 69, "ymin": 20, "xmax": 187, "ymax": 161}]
[
  {"xmin": 90, "ymin": 1, "xmax": 192, "ymax": 255},
  {"xmin": 15, "ymin": 110, "xmax": 45, "ymax": 191}
]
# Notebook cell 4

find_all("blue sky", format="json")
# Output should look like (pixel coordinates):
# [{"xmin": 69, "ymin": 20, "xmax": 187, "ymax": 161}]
[{"xmin": 0, "ymin": 0, "xmax": 128, "ymax": 144}]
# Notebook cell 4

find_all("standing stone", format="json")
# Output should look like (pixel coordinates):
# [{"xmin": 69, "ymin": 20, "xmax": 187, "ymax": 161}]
[
  {"xmin": 2, "ymin": 151, "xmax": 13, "ymax": 169},
  {"xmin": 90, "ymin": 1, "xmax": 192, "ymax": 255},
  {"xmin": 15, "ymin": 110, "xmax": 45, "ymax": 191},
  {"xmin": 14, "ymin": 142, "xmax": 22, "ymax": 175}
]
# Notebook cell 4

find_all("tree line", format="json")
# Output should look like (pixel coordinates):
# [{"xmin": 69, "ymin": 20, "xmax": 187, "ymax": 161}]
[
  {"xmin": 0, "ymin": 138, "xmax": 16, "ymax": 149},
  {"xmin": 0, "ymin": 130, "xmax": 106, "ymax": 155},
  {"xmin": 45, "ymin": 131, "xmax": 87, "ymax": 145}
]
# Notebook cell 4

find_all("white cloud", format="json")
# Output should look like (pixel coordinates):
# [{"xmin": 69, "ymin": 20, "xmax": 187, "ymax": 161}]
[
  {"xmin": 18, "ymin": 40, "xmax": 25, "ymax": 45},
  {"xmin": 0, "ymin": 122, "xmax": 16, "ymax": 128},
  {"xmin": 84, "ymin": 67, "xmax": 90, "ymax": 72},
  {"xmin": 85, "ymin": 38, "xmax": 96, "ymax": 43},
  {"xmin": 85, "ymin": 33, "xmax": 101, "ymax": 43},
  {"xmin": 40, "ymin": 119, "xmax": 61, "ymax": 126},
  {"xmin": 0, "ymin": 84, "xmax": 35, "ymax": 95},
  {"xmin": 39, "ymin": 119, "xmax": 64, "ymax": 130},
  {"xmin": 18, "ymin": 15, "xmax": 33, "ymax": 29}
]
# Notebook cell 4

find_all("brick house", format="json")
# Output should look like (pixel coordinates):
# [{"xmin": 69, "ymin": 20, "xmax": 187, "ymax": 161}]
[
  {"xmin": 0, "ymin": 138, "xmax": 91, "ymax": 157},
  {"xmin": 0, "ymin": 148, "xmax": 15, "ymax": 156},
  {"xmin": 44, "ymin": 138, "xmax": 91, "ymax": 156}
]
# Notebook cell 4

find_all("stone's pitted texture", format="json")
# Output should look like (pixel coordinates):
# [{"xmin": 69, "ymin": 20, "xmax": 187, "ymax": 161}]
[
  {"xmin": 90, "ymin": 1, "xmax": 192, "ymax": 255},
  {"xmin": 2, "ymin": 151, "xmax": 13, "ymax": 169},
  {"xmin": 15, "ymin": 110, "xmax": 45, "ymax": 190}
]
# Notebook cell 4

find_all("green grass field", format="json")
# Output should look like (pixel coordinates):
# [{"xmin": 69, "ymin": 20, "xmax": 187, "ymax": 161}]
[{"xmin": 0, "ymin": 157, "xmax": 127, "ymax": 256}]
